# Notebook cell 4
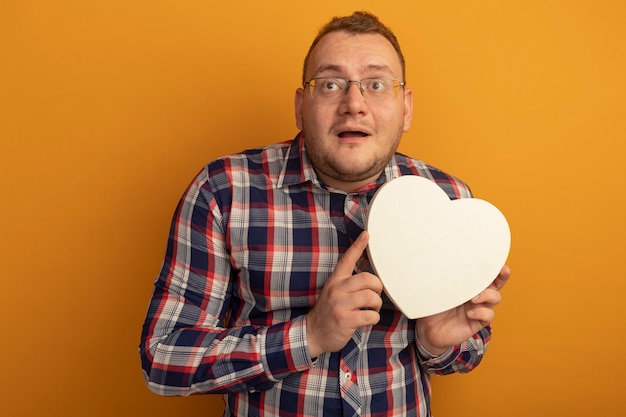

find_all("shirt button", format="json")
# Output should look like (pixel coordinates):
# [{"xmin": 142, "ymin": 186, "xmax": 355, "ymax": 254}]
[{"xmin": 344, "ymin": 372, "xmax": 352, "ymax": 382}]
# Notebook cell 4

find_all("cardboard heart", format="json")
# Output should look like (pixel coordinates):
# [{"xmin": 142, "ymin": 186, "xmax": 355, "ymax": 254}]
[{"xmin": 366, "ymin": 175, "xmax": 511, "ymax": 319}]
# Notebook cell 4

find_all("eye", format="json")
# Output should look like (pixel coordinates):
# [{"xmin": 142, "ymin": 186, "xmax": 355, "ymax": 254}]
[
  {"xmin": 366, "ymin": 79, "xmax": 387, "ymax": 93},
  {"xmin": 319, "ymin": 78, "xmax": 343, "ymax": 92}
]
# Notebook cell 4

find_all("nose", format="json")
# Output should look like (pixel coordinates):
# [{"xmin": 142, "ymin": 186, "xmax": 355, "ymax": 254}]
[
  {"xmin": 345, "ymin": 80, "xmax": 365, "ymax": 97},
  {"xmin": 339, "ymin": 81, "xmax": 367, "ymax": 114}
]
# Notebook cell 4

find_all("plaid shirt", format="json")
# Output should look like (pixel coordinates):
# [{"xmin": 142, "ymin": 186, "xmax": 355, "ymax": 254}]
[{"xmin": 140, "ymin": 133, "xmax": 491, "ymax": 417}]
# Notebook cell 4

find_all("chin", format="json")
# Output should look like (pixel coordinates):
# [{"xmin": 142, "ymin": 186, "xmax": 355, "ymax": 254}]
[{"xmin": 336, "ymin": 164, "xmax": 382, "ymax": 182}]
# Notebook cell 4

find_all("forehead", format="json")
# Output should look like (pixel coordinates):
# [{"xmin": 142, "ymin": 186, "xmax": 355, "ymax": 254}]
[{"xmin": 306, "ymin": 31, "xmax": 402, "ymax": 79}]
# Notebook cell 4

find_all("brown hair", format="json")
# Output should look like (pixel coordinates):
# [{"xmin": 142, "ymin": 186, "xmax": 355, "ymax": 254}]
[{"xmin": 302, "ymin": 11, "xmax": 406, "ymax": 84}]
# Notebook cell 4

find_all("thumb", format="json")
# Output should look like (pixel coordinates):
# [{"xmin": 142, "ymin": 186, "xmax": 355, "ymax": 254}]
[{"xmin": 334, "ymin": 231, "xmax": 369, "ymax": 278}]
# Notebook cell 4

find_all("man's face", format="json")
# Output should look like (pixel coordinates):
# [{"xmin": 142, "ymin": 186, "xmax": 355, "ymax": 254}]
[{"xmin": 295, "ymin": 31, "xmax": 413, "ymax": 192}]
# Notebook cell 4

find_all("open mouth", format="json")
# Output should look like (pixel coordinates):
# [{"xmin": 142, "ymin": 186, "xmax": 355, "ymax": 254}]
[{"xmin": 338, "ymin": 130, "xmax": 369, "ymax": 138}]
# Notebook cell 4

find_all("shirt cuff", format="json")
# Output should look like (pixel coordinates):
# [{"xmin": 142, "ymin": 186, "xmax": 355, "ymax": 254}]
[
  {"xmin": 415, "ymin": 332, "xmax": 462, "ymax": 366},
  {"xmin": 261, "ymin": 315, "xmax": 316, "ymax": 381}
]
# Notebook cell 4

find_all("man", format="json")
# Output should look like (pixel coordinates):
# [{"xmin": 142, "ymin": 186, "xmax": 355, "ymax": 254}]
[{"xmin": 140, "ymin": 11, "xmax": 510, "ymax": 417}]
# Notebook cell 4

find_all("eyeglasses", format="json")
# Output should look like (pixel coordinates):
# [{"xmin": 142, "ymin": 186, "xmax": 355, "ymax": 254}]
[{"xmin": 304, "ymin": 77, "xmax": 405, "ymax": 101}]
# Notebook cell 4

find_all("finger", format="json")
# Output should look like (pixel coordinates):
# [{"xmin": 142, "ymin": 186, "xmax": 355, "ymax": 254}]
[
  {"xmin": 341, "ymin": 308, "xmax": 382, "ymax": 331},
  {"xmin": 333, "ymin": 231, "xmax": 369, "ymax": 278},
  {"xmin": 471, "ymin": 287, "xmax": 502, "ymax": 307},
  {"xmin": 347, "ymin": 287, "xmax": 384, "ymax": 311},
  {"xmin": 467, "ymin": 305, "xmax": 495, "ymax": 327},
  {"xmin": 344, "ymin": 272, "xmax": 384, "ymax": 295},
  {"xmin": 489, "ymin": 264, "xmax": 511, "ymax": 290},
  {"xmin": 357, "ymin": 308, "xmax": 381, "ymax": 327}
]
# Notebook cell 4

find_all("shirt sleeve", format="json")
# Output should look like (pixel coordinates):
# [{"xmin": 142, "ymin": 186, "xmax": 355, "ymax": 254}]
[
  {"xmin": 415, "ymin": 326, "xmax": 491, "ymax": 375},
  {"xmin": 138, "ymin": 168, "xmax": 316, "ymax": 396}
]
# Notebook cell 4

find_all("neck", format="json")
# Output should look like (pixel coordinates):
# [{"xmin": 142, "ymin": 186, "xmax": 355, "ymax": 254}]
[{"xmin": 316, "ymin": 170, "xmax": 381, "ymax": 193}]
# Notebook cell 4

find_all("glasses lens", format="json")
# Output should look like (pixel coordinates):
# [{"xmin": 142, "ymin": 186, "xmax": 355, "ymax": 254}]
[
  {"xmin": 310, "ymin": 78, "xmax": 345, "ymax": 98},
  {"xmin": 308, "ymin": 78, "xmax": 402, "ymax": 100}
]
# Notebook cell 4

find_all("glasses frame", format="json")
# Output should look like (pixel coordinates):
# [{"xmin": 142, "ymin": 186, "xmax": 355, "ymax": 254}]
[{"xmin": 303, "ymin": 77, "xmax": 406, "ymax": 100}]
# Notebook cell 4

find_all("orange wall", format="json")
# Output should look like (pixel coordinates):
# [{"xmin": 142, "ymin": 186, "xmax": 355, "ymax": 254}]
[{"xmin": 1, "ymin": 1, "xmax": 625, "ymax": 416}]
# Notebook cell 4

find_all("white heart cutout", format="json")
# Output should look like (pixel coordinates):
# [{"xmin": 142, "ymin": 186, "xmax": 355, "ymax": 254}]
[{"xmin": 366, "ymin": 175, "xmax": 511, "ymax": 319}]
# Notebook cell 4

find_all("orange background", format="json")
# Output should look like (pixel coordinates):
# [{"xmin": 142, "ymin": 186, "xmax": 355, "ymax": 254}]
[{"xmin": 1, "ymin": 1, "xmax": 625, "ymax": 416}]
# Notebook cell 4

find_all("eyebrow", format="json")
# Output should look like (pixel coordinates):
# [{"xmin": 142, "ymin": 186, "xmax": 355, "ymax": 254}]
[{"xmin": 312, "ymin": 63, "xmax": 396, "ymax": 78}]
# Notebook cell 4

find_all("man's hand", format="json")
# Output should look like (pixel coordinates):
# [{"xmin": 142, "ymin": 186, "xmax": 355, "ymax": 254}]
[
  {"xmin": 416, "ymin": 265, "xmax": 511, "ymax": 356},
  {"xmin": 306, "ymin": 232, "xmax": 383, "ymax": 358}
]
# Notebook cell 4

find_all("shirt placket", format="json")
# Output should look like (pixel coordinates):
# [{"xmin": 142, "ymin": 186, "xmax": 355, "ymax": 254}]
[
  {"xmin": 344, "ymin": 193, "xmax": 374, "ymax": 274},
  {"xmin": 339, "ymin": 193, "xmax": 374, "ymax": 416},
  {"xmin": 339, "ymin": 337, "xmax": 362, "ymax": 417}
]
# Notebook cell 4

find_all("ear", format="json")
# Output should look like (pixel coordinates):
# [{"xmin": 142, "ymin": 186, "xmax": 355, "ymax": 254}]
[
  {"xmin": 402, "ymin": 87, "xmax": 413, "ymax": 132},
  {"xmin": 295, "ymin": 88, "xmax": 304, "ymax": 130}
]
